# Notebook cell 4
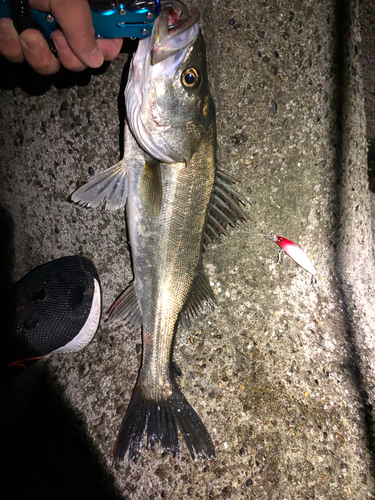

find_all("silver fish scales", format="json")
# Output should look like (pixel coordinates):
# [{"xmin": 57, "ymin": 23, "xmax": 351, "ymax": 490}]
[{"xmin": 72, "ymin": 0, "xmax": 248, "ymax": 461}]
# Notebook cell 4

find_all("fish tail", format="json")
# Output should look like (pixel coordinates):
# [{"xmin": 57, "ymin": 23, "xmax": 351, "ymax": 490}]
[{"xmin": 113, "ymin": 378, "xmax": 215, "ymax": 461}]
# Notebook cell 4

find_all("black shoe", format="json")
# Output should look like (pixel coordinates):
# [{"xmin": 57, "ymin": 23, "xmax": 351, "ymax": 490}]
[{"xmin": 0, "ymin": 256, "xmax": 102, "ymax": 368}]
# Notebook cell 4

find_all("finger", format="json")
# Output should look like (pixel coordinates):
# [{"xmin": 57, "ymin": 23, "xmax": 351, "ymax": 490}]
[
  {"xmin": 52, "ymin": 30, "xmax": 86, "ymax": 72},
  {"xmin": 97, "ymin": 38, "xmax": 123, "ymax": 61},
  {"xmin": 49, "ymin": 0, "xmax": 104, "ymax": 68},
  {"xmin": 0, "ymin": 18, "xmax": 24, "ymax": 63},
  {"xmin": 19, "ymin": 29, "xmax": 60, "ymax": 74}
]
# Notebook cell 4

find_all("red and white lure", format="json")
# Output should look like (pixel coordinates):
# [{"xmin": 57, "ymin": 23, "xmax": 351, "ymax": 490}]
[{"xmin": 265, "ymin": 233, "xmax": 317, "ymax": 282}]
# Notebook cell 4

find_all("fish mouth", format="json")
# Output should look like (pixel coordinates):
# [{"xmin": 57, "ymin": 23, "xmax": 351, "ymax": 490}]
[{"xmin": 151, "ymin": 0, "xmax": 200, "ymax": 65}]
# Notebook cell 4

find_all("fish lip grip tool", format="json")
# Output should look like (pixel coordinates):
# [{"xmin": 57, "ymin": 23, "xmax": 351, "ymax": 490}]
[{"xmin": 0, "ymin": 0, "xmax": 166, "ymax": 39}]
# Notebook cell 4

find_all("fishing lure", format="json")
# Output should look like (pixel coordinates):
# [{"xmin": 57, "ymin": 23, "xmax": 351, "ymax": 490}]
[{"xmin": 265, "ymin": 233, "xmax": 317, "ymax": 282}]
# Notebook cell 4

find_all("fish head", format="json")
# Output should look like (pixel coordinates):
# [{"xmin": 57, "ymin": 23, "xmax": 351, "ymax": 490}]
[{"xmin": 125, "ymin": 1, "xmax": 214, "ymax": 164}]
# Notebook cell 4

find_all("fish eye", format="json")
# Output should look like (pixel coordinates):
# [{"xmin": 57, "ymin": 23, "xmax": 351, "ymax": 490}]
[{"xmin": 181, "ymin": 68, "xmax": 200, "ymax": 89}]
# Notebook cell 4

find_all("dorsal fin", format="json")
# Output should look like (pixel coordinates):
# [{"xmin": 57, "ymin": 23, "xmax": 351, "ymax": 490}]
[
  {"xmin": 107, "ymin": 282, "xmax": 142, "ymax": 328},
  {"xmin": 202, "ymin": 169, "xmax": 249, "ymax": 251},
  {"xmin": 180, "ymin": 263, "xmax": 216, "ymax": 329},
  {"xmin": 181, "ymin": 170, "xmax": 248, "ymax": 328}
]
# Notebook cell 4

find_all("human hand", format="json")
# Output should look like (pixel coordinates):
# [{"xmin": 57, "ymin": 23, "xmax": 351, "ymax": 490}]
[{"xmin": 0, "ymin": 0, "xmax": 123, "ymax": 74}]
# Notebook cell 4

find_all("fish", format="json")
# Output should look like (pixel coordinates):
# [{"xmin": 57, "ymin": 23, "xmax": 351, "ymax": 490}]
[
  {"xmin": 71, "ymin": 0, "xmax": 248, "ymax": 461},
  {"xmin": 265, "ymin": 233, "xmax": 317, "ymax": 281}
]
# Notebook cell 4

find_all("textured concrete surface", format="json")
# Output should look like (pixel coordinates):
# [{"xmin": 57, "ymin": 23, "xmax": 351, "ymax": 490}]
[
  {"xmin": 360, "ymin": 0, "xmax": 375, "ymax": 196},
  {"xmin": 1, "ymin": 0, "xmax": 375, "ymax": 498}
]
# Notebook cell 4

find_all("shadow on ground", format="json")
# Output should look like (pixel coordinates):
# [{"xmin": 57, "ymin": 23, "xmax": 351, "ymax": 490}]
[
  {"xmin": 0, "ymin": 364, "xmax": 123, "ymax": 500},
  {"xmin": 0, "ymin": 40, "xmax": 142, "ymax": 499},
  {"xmin": 333, "ymin": 0, "xmax": 375, "ymax": 473},
  {"xmin": 0, "ymin": 201, "xmax": 123, "ymax": 499},
  {"xmin": 0, "ymin": 57, "xmax": 104, "ymax": 95}
]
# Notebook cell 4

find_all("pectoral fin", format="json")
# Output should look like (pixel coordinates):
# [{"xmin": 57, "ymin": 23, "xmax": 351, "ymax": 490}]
[
  {"xmin": 71, "ymin": 160, "xmax": 127, "ymax": 211},
  {"xmin": 138, "ymin": 160, "xmax": 163, "ymax": 216}
]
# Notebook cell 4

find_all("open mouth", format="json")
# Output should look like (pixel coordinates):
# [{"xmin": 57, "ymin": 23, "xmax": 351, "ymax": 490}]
[
  {"xmin": 151, "ymin": 0, "xmax": 200, "ymax": 65},
  {"xmin": 166, "ymin": 1, "xmax": 191, "ymax": 34}
]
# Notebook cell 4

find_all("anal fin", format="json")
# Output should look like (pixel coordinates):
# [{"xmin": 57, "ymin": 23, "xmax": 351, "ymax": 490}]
[
  {"xmin": 180, "ymin": 263, "xmax": 216, "ymax": 329},
  {"xmin": 71, "ymin": 159, "xmax": 127, "ymax": 211}
]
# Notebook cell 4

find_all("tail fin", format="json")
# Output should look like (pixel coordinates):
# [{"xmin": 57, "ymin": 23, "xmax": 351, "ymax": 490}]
[{"xmin": 113, "ymin": 380, "xmax": 215, "ymax": 461}]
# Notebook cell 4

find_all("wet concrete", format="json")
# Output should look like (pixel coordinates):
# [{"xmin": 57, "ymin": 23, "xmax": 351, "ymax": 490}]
[{"xmin": 1, "ymin": 0, "xmax": 375, "ymax": 498}]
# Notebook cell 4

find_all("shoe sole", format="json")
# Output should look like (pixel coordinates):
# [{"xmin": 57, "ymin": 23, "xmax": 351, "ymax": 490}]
[{"xmin": 48, "ymin": 277, "xmax": 102, "ymax": 355}]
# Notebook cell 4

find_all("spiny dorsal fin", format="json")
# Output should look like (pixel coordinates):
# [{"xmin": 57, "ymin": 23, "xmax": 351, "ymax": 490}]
[
  {"xmin": 107, "ymin": 282, "xmax": 142, "ymax": 328},
  {"xmin": 202, "ymin": 169, "xmax": 248, "ymax": 251},
  {"xmin": 71, "ymin": 160, "xmax": 127, "ymax": 211},
  {"xmin": 180, "ymin": 263, "xmax": 216, "ymax": 329},
  {"xmin": 138, "ymin": 160, "xmax": 162, "ymax": 216}
]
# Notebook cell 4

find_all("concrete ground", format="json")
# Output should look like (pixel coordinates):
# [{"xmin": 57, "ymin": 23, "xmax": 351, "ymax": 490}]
[
  {"xmin": 360, "ymin": 0, "xmax": 375, "ymax": 193},
  {"xmin": 1, "ymin": 0, "xmax": 375, "ymax": 498}
]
